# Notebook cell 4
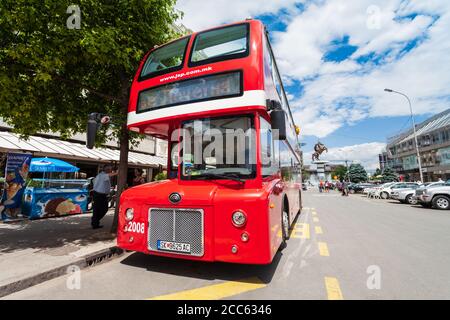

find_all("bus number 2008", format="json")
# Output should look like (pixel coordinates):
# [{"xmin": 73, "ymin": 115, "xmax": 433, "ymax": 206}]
[{"xmin": 125, "ymin": 222, "xmax": 145, "ymax": 234}]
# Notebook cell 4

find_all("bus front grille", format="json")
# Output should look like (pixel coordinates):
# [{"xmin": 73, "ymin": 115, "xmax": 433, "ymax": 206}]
[{"xmin": 148, "ymin": 208, "xmax": 204, "ymax": 257}]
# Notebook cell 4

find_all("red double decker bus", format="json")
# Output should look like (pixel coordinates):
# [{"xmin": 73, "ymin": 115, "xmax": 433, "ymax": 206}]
[{"xmin": 118, "ymin": 19, "xmax": 302, "ymax": 264}]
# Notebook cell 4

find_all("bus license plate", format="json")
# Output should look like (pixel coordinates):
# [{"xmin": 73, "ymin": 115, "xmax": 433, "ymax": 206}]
[{"xmin": 157, "ymin": 240, "xmax": 191, "ymax": 253}]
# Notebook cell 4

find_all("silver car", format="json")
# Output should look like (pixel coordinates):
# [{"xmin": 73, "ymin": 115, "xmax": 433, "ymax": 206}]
[
  {"xmin": 391, "ymin": 187, "xmax": 420, "ymax": 204},
  {"xmin": 421, "ymin": 185, "xmax": 450, "ymax": 209},
  {"xmin": 415, "ymin": 182, "xmax": 447, "ymax": 205}
]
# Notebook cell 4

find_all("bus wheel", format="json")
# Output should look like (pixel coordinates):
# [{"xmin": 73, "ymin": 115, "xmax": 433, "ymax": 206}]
[
  {"xmin": 297, "ymin": 191, "xmax": 302, "ymax": 216},
  {"xmin": 279, "ymin": 209, "xmax": 289, "ymax": 252},
  {"xmin": 282, "ymin": 210, "xmax": 290, "ymax": 240}
]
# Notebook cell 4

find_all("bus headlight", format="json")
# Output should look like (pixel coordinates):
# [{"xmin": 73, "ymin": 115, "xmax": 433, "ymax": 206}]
[
  {"xmin": 125, "ymin": 208, "xmax": 134, "ymax": 221},
  {"xmin": 232, "ymin": 210, "xmax": 247, "ymax": 227}
]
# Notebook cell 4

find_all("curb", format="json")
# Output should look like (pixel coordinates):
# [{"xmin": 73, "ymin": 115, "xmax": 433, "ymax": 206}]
[{"xmin": 0, "ymin": 246, "xmax": 124, "ymax": 298}]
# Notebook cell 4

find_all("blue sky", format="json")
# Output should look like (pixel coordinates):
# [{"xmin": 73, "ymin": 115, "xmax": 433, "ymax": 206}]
[
  {"xmin": 255, "ymin": 8, "xmax": 434, "ymax": 156},
  {"xmin": 177, "ymin": 0, "xmax": 450, "ymax": 169}
]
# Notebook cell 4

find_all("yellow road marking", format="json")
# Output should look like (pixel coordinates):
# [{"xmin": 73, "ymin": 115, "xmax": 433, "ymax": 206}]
[
  {"xmin": 324, "ymin": 277, "xmax": 343, "ymax": 300},
  {"xmin": 318, "ymin": 242, "xmax": 329, "ymax": 256},
  {"xmin": 315, "ymin": 226, "xmax": 323, "ymax": 234},
  {"xmin": 148, "ymin": 277, "xmax": 266, "ymax": 300},
  {"xmin": 277, "ymin": 229, "xmax": 282, "ymax": 238},
  {"xmin": 312, "ymin": 211, "xmax": 317, "ymax": 215},
  {"xmin": 313, "ymin": 217, "xmax": 319, "ymax": 223},
  {"xmin": 291, "ymin": 223, "xmax": 310, "ymax": 239}
]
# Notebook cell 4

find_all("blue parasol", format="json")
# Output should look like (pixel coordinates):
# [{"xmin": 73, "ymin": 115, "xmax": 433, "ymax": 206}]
[{"xmin": 30, "ymin": 157, "xmax": 79, "ymax": 173}]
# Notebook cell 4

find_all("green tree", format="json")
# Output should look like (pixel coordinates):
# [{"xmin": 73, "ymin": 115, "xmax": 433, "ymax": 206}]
[
  {"xmin": 331, "ymin": 165, "xmax": 348, "ymax": 181},
  {"xmin": 154, "ymin": 171, "xmax": 167, "ymax": 181},
  {"xmin": 301, "ymin": 167, "xmax": 311, "ymax": 181},
  {"xmin": 370, "ymin": 168, "xmax": 382, "ymax": 181},
  {"xmin": 374, "ymin": 168, "xmax": 382, "ymax": 177},
  {"xmin": 382, "ymin": 167, "xmax": 398, "ymax": 182},
  {"xmin": 0, "ymin": 0, "xmax": 180, "ymax": 231},
  {"xmin": 348, "ymin": 163, "xmax": 368, "ymax": 183}
]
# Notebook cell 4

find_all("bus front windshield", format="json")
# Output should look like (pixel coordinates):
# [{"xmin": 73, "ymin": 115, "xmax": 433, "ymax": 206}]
[
  {"xmin": 179, "ymin": 115, "xmax": 256, "ymax": 180},
  {"xmin": 140, "ymin": 37, "xmax": 190, "ymax": 79}
]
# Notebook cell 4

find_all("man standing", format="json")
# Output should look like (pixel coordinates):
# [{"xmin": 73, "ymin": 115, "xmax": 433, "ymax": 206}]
[{"xmin": 92, "ymin": 164, "xmax": 117, "ymax": 229}]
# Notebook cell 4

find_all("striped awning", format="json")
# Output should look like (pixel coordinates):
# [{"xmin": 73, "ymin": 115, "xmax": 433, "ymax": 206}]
[{"xmin": 0, "ymin": 131, "xmax": 166, "ymax": 167}]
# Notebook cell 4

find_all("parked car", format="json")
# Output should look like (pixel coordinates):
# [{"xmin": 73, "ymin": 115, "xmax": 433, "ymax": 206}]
[
  {"xmin": 416, "ymin": 182, "xmax": 450, "ymax": 207},
  {"xmin": 390, "ymin": 185, "xmax": 421, "ymax": 204},
  {"xmin": 414, "ymin": 182, "xmax": 444, "ymax": 203},
  {"xmin": 420, "ymin": 185, "xmax": 450, "ymax": 209},
  {"xmin": 364, "ymin": 182, "xmax": 394, "ymax": 197},
  {"xmin": 379, "ymin": 182, "xmax": 421, "ymax": 199},
  {"xmin": 349, "ymin": 183, "xmax": 374, "ymax": 194}
]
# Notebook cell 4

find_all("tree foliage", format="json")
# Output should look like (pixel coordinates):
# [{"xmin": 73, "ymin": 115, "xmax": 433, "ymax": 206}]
[
  {"xmin": 0, "ymin": 0, "xmax": 181, "ymax": 231},
  {"xmin": 331, "ymin": 165, "xmax": 348, "ymax": 181},
  {"xmin": 0, "ymin": 0, "xmax": 180, "ymax": 139},
  {"xmin": 374, "ymin": 168, "xmax": 382, "ymax": 177},
  {"xmin": 348, "ymin": 163, "xmax": 368, "ymax": 183},
  {"xmin": 382, "ymin": 166, "xmax": 398, "ymax": 182},
  {"xmin": 154, "ymin": 171, "xmax": 167, "ymax": 181}
]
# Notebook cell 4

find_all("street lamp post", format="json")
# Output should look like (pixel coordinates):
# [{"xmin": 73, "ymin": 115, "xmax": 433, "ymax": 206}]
[{"xmin": 384, "ymin": 88, "xmax": 424, "ymax": 182}]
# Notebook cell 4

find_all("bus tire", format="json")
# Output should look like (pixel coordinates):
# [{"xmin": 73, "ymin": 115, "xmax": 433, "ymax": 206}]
[
  {"xmin": 282, "ymin": 209, "xmax": 290, "ymax": 240},
  {"xmin": 279, "ymin": 202, "xmax": 289, "ymax": 252},
  {"xmin": 297, "ymin": 191, "xmax": 302, "ymax": 216}
]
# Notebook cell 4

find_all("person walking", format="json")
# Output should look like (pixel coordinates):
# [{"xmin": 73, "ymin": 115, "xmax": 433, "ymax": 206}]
[
  {"xmin": 91, "ymin": 164, "xmax": 117, "ymax": 229},
  {"xmin": 341, "ymin": 180, "xmax": 348, "ymax": 196}
]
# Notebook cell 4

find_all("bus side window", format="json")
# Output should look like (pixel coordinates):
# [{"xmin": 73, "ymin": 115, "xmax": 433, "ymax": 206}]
[
  {"xmin": 260, "ymin": 116, "xmax": 278, "ymax": 177},
  {"xmin": 169, "ymin": 142, "xmax": 180, "ymax": 179}
]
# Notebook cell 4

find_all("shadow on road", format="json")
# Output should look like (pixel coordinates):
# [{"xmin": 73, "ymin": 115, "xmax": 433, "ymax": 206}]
[
  {"xmin": 120, "ymin": 250, "xmax": 283, "ymax": 285},
  {"xmin": 387, "ymin": 201, "xmax": 404, "ymax": 204},
  {"xmin": 120, "ymin": 209, "xmax": 306, "ymax": 285},
  {"xmin": 0, "ymin": 213, "xmax": 115, "ymax": 254}
]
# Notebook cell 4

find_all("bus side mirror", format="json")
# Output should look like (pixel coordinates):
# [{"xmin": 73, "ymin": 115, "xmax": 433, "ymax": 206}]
[
  {"xmin": 87, "ymin": 118, "xmax": 98, "ymax": 149},
  {"xmin": 271, "ymin": 109, "xmax": 287, "ymax": 140},
  {"xmin": 86, "ymin": 113, "xmax": 113, "ymax": 149}
]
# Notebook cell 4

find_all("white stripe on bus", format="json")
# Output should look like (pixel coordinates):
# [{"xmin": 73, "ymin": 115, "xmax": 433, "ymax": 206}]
[{"xmin": 127, "ymin": 90, "xmax": 266, "ymax": 126}]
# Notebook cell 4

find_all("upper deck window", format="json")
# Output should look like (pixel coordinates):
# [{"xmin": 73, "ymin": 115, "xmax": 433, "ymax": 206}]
[
  {"xmin": 189, "ymin": 24, "xmax": 249, "ymax": 66},
  {"xmin": 140, "ymin": 37, "xmax": 190, "ymax": 80}
]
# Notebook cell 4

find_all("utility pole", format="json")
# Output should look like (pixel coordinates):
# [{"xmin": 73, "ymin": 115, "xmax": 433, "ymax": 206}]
[{"xmin": 384, "ymin": 89, "xmax": 424, "ymax": 182}]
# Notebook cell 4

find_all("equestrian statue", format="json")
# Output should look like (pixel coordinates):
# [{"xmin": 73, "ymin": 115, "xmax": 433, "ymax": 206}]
[{"xmin": 312, "ymin": 142, "xmax": 328, "ymax": 161}]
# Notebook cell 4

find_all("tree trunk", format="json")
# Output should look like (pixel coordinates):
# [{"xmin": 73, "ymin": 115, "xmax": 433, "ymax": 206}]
[
  {"xmin": 110, "ymin": 122, "xmax": 129, "ymax": 233},
  {"xmin": 110, "ymin": 72, "xmax": 131, "ymax": 234}
]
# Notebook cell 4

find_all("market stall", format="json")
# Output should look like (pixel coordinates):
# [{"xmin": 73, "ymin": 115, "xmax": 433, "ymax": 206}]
[{"xmin": 22, "ymin": 157, "xmax": 89, "ymax": 219}]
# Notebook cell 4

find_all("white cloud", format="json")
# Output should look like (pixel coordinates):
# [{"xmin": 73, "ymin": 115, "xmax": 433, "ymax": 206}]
[
  {"xmin": 304, "ymin": 142, "xmax": 387, "ymax": 170},
  {"xmin": 275, "ymin": 0, "xmax": 450, "ymax": 137},
  {"xmin": 176, "ymin": 0, "xmax": 302, "ymax": 31}
]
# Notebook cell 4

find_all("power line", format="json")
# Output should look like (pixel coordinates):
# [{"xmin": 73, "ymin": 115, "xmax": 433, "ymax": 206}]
[{"xmin": 389, "ymin": 116, "xmax": 412, "ymax": 138}]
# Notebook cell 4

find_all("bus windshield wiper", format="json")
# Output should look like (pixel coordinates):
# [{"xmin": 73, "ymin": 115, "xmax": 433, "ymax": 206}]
[{"xmin": 201, "ymin": 172, "xmax": 245, "ymax": 183}]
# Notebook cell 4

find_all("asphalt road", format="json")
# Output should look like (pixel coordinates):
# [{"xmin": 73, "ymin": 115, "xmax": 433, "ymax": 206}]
[{"xmin": 4, "ymin": 189, "xmax": 450, "ymax": 300}]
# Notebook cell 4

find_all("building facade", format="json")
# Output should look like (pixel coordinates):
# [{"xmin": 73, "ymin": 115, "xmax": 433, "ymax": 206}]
[{"xmin": 386, "ymin": 108, "xmax": 450, "ymax": 182}]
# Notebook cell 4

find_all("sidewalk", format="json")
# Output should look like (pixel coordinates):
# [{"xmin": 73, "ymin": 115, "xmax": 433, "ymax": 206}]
[{"xmin": 0, "ymin": 210, "xmax": 122, "ymax": 297}]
